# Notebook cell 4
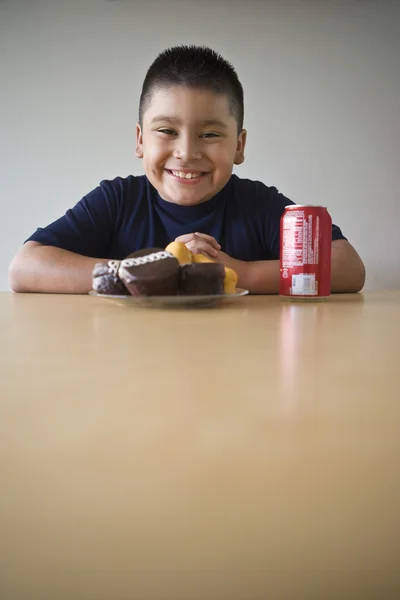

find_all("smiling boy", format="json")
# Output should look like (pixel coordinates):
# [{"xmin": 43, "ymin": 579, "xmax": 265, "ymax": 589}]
[{"xmin": 9, "ymin": 45, "xmax": 365, "ymax": 294}]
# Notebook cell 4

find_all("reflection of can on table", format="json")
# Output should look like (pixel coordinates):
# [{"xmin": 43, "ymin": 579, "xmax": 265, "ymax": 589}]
[{"xmin": 280, "ymin": 205, "xmax": 332, "ymax": 301}]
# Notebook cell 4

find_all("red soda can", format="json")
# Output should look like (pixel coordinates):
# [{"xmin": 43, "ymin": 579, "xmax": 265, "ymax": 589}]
[{"xmin": 280, "ymin": 205, "xmax": 332, "ymax": 300}]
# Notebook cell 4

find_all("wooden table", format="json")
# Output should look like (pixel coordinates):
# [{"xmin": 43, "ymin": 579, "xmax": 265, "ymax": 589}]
[{"xmin": 1, "ymin": 291, "xmax": 400, "ymax": 600}]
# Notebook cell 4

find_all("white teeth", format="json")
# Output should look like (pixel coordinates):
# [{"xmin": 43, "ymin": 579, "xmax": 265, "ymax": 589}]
[{"xmin": 171, "ymin": 170, "xmax": 201, "ymax": 179}]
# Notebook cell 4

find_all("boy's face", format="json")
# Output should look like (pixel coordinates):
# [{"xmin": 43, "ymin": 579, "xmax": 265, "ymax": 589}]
[{"xmin": 136, "ymin": 86, "xmax": 246, "ymax": 206}]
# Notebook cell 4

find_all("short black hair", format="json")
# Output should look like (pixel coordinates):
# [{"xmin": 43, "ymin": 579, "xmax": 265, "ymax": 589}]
[{"xmin": 139, "ymin": 45, "xmax": 244, "ymax": 132}]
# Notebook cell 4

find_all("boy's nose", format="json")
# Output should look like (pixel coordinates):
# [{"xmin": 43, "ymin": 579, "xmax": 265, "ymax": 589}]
[{"xmin": 173, "ymin": 137, "xmax": 202, "ymax": 161}]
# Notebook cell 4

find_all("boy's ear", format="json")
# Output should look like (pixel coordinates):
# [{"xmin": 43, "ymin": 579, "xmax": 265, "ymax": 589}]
[
  {"xmin": 135, "ymin": 122, "xmax": 144, "ymax": 158},
  {"xmin": 234, "ymin": 129, "xmax": 247, "ymax": 165}
]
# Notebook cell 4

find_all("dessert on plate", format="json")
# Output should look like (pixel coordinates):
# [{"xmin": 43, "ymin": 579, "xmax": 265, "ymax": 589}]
[
  {"xmin": 92, "ymin": 242, "xmax": 238, "ymax": 297},
  {"xmin": 92, "ymin": 260, "xmax": 127, "ymax": 295},
  {"xmin": 179, "ymin": 262, "xmax": 225, "ymax": 295}
]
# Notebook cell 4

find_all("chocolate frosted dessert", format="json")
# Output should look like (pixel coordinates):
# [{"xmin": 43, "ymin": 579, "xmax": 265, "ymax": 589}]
[
  {"xmin": 179, "ymin": 263, "xmax": 225, "ymax": 295},
  {"xmin": 92, "ymin": 260, "xmax": 128, "ymax": 295},
  {"xmin": 118, "ymin": 248, "xmax": 180, "ymax": 296}
]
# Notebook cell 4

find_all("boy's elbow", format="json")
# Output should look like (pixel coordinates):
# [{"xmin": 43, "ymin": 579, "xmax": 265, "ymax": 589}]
[
  {"xmin": 354, "ymin": 261, "xmax": 366, "ymax": 292},
  {"xmin": 9, "ymin": 255, "xmax": 27, "ymax": 292},
  {"xmin": 344, "ymin": 270, "xmax": 365, "ymax": 293},
  {"xmin": 348, "ymin": 250, "xmax": 366, "ymax": 293},
  {"xmin": 331, "ymin": 240, "xmax": 366, "ymax": 293},
  {"xmin": 8, "ymin": 243, "xmax": 41, "ymax": 292}
]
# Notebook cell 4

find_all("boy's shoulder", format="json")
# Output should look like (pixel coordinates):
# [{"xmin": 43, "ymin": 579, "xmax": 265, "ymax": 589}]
[
  {"xmin": 228, "ymin": 174, "xmax": 282, "ymax": 206},
  {"xmin": 97, "ymin": 174, "xmax": 148, "ymax": 196},
  {"xmin": 92, "ymin": 174, "xmax": 156, "ymax": 213},
  {"xmin": 230, "ymin": 173, "xmax": 279, "ymax": 194}
]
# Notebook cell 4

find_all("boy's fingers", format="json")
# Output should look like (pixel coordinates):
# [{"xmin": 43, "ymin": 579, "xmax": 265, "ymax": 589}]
[
  {"xmin": 175, "ymin": 233, "xmax": 196, "ymax": 244},
  {"xmin": 185, "ymin": 239, "xmax": 219, "ymax": 258},
  {"xmin": 194, "ymin": 233, "xmax": 221, "ymax": 250},
  {"xmin": 175, "ymin": 233, "xmax": 221, "ymax": 250}
]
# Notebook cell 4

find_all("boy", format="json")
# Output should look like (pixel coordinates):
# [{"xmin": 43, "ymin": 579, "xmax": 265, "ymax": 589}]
[{"xmin": 9, "ymin": 45, "xmax": 365, "ymax": 294}]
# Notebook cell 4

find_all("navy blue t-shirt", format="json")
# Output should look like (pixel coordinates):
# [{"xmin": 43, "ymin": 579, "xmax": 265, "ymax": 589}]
[{"xmin": 27, "ymin": 174, "xmax": 346, "ymax": 260}]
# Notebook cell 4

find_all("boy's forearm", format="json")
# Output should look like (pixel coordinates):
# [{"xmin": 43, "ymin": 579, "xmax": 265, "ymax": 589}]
[
  {"xmin": 9, "ymin": 242, "xmax": 106, "ymax": 294},
  {"xmin": 216, "ymin": 251, "xmax": 280, "ymax": 294},
  {"xmin": 217, "ymin": 239, "xmax": 366, "ymax": 295},
  {"xmin": 235, "ymin": 259, "xmax": 280, "ymax": 294},
  {"xmin": 330, "ymin": 239, "xmax": 366, "ymax": 293}
]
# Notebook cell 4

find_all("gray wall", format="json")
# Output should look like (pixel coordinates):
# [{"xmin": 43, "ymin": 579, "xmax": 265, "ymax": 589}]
[{"xmin": 1, "ymin": 0, "xmax": 399, "ymax": 291}]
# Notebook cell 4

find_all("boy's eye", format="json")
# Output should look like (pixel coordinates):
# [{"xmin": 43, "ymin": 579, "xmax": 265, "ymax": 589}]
[
  {"xmin": 158, "ymin": 128, "xmax": 177, "ymax": 136},
  {"xmin": 201, "ymin": 132, "xmax": 220, "ymax": 138},
  {"xmin": 156, "ymin": 129, "xmax": 220, "ymax": 138}
]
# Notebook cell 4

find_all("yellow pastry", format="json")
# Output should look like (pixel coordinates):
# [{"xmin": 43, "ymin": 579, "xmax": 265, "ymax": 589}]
[
  {"xmin": 224, "ymin": 267, "xmax": 238, "ymax": 294},
  {"xmin": 192, "ymin": 254, "xmax": 215, "ymax": 264},
  {"xmin": 165, "ymin": 241, "xmax": 193, "ymax": 265}
]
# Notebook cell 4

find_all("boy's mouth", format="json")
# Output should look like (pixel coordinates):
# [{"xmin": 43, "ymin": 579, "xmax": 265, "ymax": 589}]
[{"xmin": 165, "ymin": 169, "xmax": 207, "ymax": 182}]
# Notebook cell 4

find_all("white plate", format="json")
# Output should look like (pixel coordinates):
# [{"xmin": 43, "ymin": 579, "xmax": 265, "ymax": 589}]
[{"xmin": 89, "ymin": 288, "xmax": 249, "ymax": 308}]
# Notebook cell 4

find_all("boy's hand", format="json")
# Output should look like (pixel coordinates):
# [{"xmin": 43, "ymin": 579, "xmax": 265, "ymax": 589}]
[
  {"xmin": 174, "ymin": 232, "xmax": 221, "ymax": 259},
  {"xmin": 173, "ymin": 235, "xmax": 252, "ymax": 290},
  {"xmin": 215, "ymin": 250, "xmax": 247, "ymax": 282}
]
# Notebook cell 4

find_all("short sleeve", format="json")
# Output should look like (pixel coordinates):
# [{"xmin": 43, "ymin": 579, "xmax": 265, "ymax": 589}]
[
  {"xmin": 26, "ymin": 181, "xmax": 118, "ymax": 258},
  {"xmin": 261, "ymin": 184, "xmax": 347, "ymax": 259}
]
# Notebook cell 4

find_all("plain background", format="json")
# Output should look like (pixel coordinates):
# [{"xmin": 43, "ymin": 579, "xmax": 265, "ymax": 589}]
[{"xmin": 1, "ymin": 0, "xmax": 399, "ymax": 292}]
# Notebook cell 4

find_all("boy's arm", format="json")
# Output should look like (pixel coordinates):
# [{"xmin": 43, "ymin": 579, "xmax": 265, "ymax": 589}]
[
  {"xmin": 329, "ymin": 239, "xmax": 366, "ymax": 293},
  {"xmin": 9, "ymin": 180, "xmax": 127, "ymax": 293},
  {"xmin": 9, "ymin": 242, "xmax": 107, "ymax": 294},
  {"xmin": 217, "ymin": 239, "xmax": 366, "ymax": 294}
]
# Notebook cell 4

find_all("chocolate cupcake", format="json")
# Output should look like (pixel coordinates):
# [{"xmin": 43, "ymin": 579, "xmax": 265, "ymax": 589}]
[
  {"xmin": 179, "ymin": 263, "xmax": 225, "ymax": 295},
  {"xmin": 118, "ymin": 248, "xmax": 180, "ymax": 296},
  {"xmin": 92, "ymin": 261, "xmax": 128, "ymax": 295}
]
